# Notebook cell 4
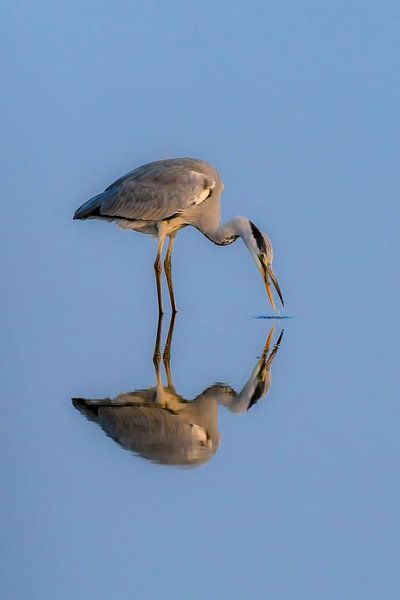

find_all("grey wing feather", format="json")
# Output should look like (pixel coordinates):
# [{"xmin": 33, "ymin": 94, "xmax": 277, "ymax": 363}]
[{"xmin": 101, "ymin": 159, "xmax": 217, "ymax": 221}]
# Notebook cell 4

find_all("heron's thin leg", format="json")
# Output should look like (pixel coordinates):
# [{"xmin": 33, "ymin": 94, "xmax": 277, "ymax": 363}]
[
  {"xmin": 154, "ymin": 225, "xmax": 167, "ymax": 315},
  {"xmin": 163, "ymin": 312, "xmax": 176, "ymax": 388},
  {"xmin": 163, "ymin": 234, "xmax": 177, "ymax": 314}
]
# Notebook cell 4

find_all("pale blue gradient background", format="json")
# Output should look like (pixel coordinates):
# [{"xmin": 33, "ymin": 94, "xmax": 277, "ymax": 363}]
[{"xmin": 1, "ymin": 1, "xmax": 399, "ymax": 599}]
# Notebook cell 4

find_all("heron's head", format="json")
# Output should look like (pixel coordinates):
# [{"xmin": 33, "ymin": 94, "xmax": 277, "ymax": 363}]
[{"xmin": 240, "ymin": 218, "xmax": 284, "ymax": 310}]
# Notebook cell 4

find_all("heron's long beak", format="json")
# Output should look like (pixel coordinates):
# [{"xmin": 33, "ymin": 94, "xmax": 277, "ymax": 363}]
[{"xmin": 260, "ymin": 260, "xmax": 284, "ymax": 310}]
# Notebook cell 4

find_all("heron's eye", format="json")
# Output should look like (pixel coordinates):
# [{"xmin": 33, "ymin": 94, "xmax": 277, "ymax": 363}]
[{"xmin": 258, "ymin": 253, "xmax": 265, "ymax": 263}]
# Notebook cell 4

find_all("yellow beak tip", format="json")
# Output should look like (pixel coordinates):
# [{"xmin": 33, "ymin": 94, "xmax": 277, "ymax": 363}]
[{"xmin": 266, "ymin": 283, "xmax": 275, "ymax": 311}]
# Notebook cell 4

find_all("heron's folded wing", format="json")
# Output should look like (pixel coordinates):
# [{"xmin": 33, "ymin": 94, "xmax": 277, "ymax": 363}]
[{"xmin": 101, "ymin": 163, "xmax": 216, "ymax": 221}]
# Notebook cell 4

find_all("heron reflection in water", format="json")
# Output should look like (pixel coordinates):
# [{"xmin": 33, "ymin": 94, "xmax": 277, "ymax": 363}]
[{"xmin": 73, "ymin": 318, "xmax": 284, "ymax": 468}]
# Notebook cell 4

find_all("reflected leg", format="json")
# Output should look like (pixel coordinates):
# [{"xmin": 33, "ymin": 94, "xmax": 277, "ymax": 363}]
[
  {"xmin": 163, "ymin": 312, "xmax": 176, "ymax": 388},
  {"xmin": 153, "ymin": 313, "xmax": 163, "ymax": 369},
  {"xmin": 153, "ymin": 314, "xmax": 166, "ymax": 405}
]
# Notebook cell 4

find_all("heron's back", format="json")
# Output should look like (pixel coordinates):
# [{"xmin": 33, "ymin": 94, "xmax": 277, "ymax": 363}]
[{"xmin": 73, "ymin": 157, "xmax": 223, "ymax": 224}]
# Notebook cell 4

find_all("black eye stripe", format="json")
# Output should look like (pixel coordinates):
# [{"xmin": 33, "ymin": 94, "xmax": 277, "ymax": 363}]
[{"xmin": 249, "ymin": 221, "xmax": 266, "ymax": 253}]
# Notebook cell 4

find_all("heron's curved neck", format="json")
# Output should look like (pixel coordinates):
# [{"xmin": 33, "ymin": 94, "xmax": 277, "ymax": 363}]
[{"xmin": 202, "ymin": 216, "xmax": 249, "ymax": 246}]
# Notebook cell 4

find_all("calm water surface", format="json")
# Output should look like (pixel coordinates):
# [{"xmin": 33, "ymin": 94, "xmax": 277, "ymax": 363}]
[{"xmin": 2, "ymin": 271, "xmax": 398, "ymax": 599}]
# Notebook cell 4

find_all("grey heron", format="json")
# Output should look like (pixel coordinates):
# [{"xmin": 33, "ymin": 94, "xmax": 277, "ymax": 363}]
[
  {"xmin": 73, "ymin": 158, "xmax": 284, "ymax": 313},
  {"xmin": 73, "ymin": 317, "xmax": 284, "ymax": 467}
]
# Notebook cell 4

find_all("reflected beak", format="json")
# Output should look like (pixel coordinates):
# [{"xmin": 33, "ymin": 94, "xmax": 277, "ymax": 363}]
[{"xmin": 260, "ymin": 260, "xmax": 284, "ymax": 310}]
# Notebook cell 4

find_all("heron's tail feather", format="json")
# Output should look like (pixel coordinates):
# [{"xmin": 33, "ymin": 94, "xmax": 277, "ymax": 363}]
[{"xmin": 73, "ymin": 189, "xmax": 117, "ymax": 220}]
